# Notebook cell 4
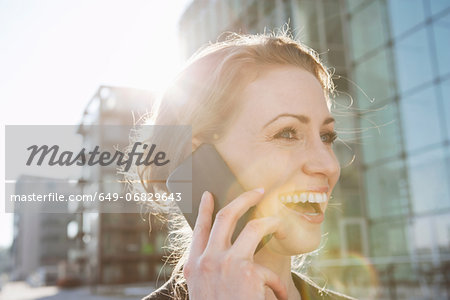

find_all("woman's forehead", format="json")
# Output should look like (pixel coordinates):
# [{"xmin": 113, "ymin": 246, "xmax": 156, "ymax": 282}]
[{"xmin": 238, "ymin": 66, "xmax": 330, "ymax": 122}]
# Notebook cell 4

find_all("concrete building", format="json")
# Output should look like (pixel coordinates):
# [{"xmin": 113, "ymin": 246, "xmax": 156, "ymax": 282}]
[
  {"xmin": 11, "ymin": 175, "xmax": 75, "ymax": 283},
  {"xmin": 74, "ymin": 86, "xmax": 171, "ymax": 285},
  {"xmin": 178, "ymin": 1, "xmax": 450, "ymax": 299}
]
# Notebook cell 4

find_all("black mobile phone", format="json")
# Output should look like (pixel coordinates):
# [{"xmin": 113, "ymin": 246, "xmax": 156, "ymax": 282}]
[{"xmin": 166, "ymin": 143, "xmax": 271, "ymax": 253}]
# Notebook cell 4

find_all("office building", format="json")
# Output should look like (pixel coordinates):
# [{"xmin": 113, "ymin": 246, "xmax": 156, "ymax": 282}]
[
  {"xmin": 75, "ymin": 86, "xmax": 171, "ymax": 284},
  {"xmin": 178, "ymin": 1, "xmax": 450, "ymax": 298},
  {"xmin": 11, "ymin": 175, "xmax": 75, "ymax": 283}
]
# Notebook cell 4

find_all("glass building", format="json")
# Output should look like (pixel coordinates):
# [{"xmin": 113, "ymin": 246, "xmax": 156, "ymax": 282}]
[
  {"xmin": 347, "ymin": 1, "xmax": 450, "ymax": 298},
  {"xmin": 178, "ymin": 0, "xmax": 450, "ymax": 298}
]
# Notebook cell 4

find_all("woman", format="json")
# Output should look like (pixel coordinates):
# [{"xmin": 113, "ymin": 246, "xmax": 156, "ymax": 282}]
[{"xmin": 133, "ymin": 32, "xmax": 356, "ymax": 300}]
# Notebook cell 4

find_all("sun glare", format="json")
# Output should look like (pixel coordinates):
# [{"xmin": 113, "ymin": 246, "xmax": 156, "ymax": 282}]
[{"xmin": 0, "ymin": 0, "xmax": 192, "ymax": 249}]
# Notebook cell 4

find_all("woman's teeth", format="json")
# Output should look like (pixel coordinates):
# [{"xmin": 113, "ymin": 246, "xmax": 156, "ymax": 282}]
[
  {"xmin": 278, "ymin": 192, "xmax": 327, "ymax": 223},
  {"xmin": 279, "ymin": 192, "xmax": 327, "ymax": 204}
]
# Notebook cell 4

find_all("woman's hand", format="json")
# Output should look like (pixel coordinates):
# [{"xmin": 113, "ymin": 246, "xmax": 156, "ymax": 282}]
[{"xmin": 183, "ymin": 189, "xmax": 288, "ymax": 300}]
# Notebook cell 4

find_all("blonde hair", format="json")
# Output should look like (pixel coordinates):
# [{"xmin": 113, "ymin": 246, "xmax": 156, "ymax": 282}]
[{"xmin": 127, "ymin": 31, "xmax": 334, "ymax": 299}]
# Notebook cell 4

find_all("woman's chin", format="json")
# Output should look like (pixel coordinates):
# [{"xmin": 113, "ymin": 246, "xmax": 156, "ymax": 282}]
[{"xmin": 268, "ymin": 230, "xmax": 322, "ymax": 256}]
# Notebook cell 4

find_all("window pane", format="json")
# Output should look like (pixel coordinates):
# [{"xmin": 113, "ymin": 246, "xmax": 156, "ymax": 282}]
[
  {"xmin": 433, "ymin": 13, "xmax": 450, "ymax": 77},
  {"xmin": 394, "ymin": 27, "xmax": 434, "ymax": 93},
  {"xmin": 365, "ymin": 160, "xmax": 409, "ymax": 219},
  {"xmin": 412, "ymin": 216, "xmax": 433, "ymax": 255},
  {"xmin": 439, "ymin": 78, "xmax": 450, "ymax": 139},
  {"xmin": 436, "ymin": 213, "xmax": 450, "ymax": 255},
  {"xmin": 408, "ymin": 148, "xmax": 450, "ymax": 214},
  {"xmin": 344, "ymin": 192, "xmax": 363, "ymax": 218},
  {"xmin": 429, "ymin": 0, "xmax": 450, "ymax": 15},
  {"xmin": 291, "ymin": 0, "xmax": 319, "ymax": 45},
  {"xmin": 327, "ymin": 48, "xmax": 346, "ymax": 71},
  {"xmin": 324, "ymin": 0, "xmax": 344, "ymax": 45},
  {"xmin": 346, "ymin": 223, "xmax": 363, "ymax": 253},
  {"xmin": 346, "ymin": 0, "xmax": 365, "ymax": 13},
  {"xmin": 400, "ymin": 85, "xmax": 444, "ymax": 152},
  {"xmin": 388, "ymin": 0, "xmax": 426, "ymax": 38},
  {"xmin": 354, "ymin": 49, "xmax": 396, "ymax": 107},
  {"xmin": 350, "ymin": 0, "xmax": 389, "ymax": 60},
  {"xmin": 413, "ymin": 212, "xmax": 450, "ymax": 258},
  {"xmin": 370, "ymin": 220, "xmax": 409, "ymax": 257},
  {"xmin": 360, "ymin": 103, "xmax": 402, "ymax": 164}
]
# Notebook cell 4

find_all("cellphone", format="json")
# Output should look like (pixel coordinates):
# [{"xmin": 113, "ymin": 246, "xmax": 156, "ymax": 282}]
[{"xmin": 166, "ymin": 143, "xmax": 272, "ymax": 253}]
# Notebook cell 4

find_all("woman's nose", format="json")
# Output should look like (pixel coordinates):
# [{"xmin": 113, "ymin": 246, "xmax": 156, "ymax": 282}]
[{"xmin": 301, "ymin": 140, "xmax": 340, "ymax": 178}]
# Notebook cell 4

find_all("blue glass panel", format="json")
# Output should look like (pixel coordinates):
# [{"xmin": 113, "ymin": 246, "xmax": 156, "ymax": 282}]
[
  {"xmin": 365, "ymin": 160, "xmax": 409, "ymax": 219},
  {"xmin": 429, "ymin": 0, "xmax": 450, "ymax": 15},
  {"xmin": 408, "ymin": 148, "xmax": 450, "ymax": 214},
  {"xmin": 433, "ymin": 13, "xmax": 450, "ymax": 77},
  {"xmin": 400, "ymin": 85, "xmax": 443, "ymax": 151},
  {"xmin": 354, "ymin": 49, "xmax": 396, "ymax": 107},
  {"xmin": 360, "ymin": 102, "xmax": 402, "ymax": 164},
  {"xmin": 413, "ymin": 216, "xmax": 433, "ymax": 255},
  {"xmin": 346, "ymin": 0, "xmax": 365, "ymax": 12},
  {"xmin": 394, "ymin": 27, "xmax": 434, "ymax": 93},
  {"xmin": 435, "ymin": 212, "xmax": 450, "ymax": 255},
  {"xmin": 370, "ymin": 220, "xmax": 409, "ymax": 256},
  {"xmin": 388, "ymin": 0, "xmax": 426, "ymax": 38},
  {"xmin": 350, "ymin": 0, "xmax": 389, "ymax": 60},
  {"xmin": 438, "ymin": 78, "xmax": 450, "ymax": 138}
]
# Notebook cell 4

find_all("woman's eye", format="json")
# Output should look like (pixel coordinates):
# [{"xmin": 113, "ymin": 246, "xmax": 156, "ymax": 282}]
[
  {"xmin": 274, "ymin": 127, "xmax": 297, "ymax": 140},
  {"xmin": 321, "ymin": 131, "xmax": 338, "ymax": 144}
]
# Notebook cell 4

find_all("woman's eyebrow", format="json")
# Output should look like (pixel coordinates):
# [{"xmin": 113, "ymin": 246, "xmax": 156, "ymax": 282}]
[{"xmin": 263, "ymin": 113, "xmax": 335, "ymax": 128}]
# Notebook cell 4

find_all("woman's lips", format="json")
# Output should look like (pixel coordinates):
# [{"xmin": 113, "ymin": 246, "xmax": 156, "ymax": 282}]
[{"xmin": 280, "ymin": 202, "xmax": 325, "ymax": 224}]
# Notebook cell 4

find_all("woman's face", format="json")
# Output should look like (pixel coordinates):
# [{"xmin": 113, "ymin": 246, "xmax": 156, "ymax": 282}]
[{"xmin": 214, "ymin": 66, "xmax": 340, "ymax": 255}]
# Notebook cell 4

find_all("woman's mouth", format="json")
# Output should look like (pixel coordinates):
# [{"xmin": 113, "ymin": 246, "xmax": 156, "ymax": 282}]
[{"xmin": 278, "ymin": 192, "xmax": 327, "ymax": 224}]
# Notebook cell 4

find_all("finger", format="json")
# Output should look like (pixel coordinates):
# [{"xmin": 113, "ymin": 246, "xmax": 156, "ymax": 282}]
[
  {"xmin": 189, "ymin": 191, "xmax": 214, "ymax": 258},
  {"xmin": 206, "ymin": 188, "xmax": 265, "ymax": 250},
  {"xmin": 256, "ymin": 265, "xmax": 288, "ymax": 300},
  {"xmin": 231, "ymin": 216, "xmax": 285, "ymax": 258}
]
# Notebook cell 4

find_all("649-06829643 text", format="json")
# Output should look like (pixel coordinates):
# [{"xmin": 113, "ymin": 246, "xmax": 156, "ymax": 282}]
[{"xmin": 8, "ymin": 192, "xmax": 182, "ymax": 203}]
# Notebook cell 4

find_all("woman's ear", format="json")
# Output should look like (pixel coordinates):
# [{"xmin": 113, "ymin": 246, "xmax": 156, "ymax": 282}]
[{"xmin": 192, "ymin": 137, "xmax": 201, "ymax": 151}]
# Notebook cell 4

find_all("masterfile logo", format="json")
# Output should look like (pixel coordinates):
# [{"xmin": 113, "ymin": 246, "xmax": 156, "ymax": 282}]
[
  {"xmin": 4, "ymin": 125, "xmax": 192, "ymax": 214},
  {"xmin": 26, "ymin": 142, "xmax": 170, "ymax": 171}
]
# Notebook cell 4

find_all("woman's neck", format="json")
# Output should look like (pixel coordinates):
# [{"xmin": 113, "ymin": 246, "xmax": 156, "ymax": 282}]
[{"xmin": 254, "ymin": 245, "xmax": 301, "ymax": 300}]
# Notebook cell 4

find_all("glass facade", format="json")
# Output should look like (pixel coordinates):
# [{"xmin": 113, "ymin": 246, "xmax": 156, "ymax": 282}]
[
  {"xmin": 347, "ymin": 0, "xmax": 450, "ymax": 297},
  {"xmin": 353, "ymin": 48, "xmax": 396, "ymax": 106},
  {"xmin": 179, "ymin": 0, "xmax": 450, "ymax": 298},
  {"xmin": 394, "ymin": 27, "xmax": 434, "ymax": 94},
  {"xmin": 400, "ymin": 85, "xmax": 443, "ymax": 152}
]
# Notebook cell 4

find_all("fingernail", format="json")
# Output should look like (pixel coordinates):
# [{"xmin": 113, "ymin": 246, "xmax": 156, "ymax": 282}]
[
  {"xmin": 253, "ymin": 187, "xmax": 264, "ymax": 194},
  {"xmin": 201, "ymin": 191, "xmax": 210, "ymax": 201}
]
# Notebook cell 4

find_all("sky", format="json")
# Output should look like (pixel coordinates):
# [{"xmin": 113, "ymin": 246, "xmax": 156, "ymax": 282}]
[{"xmin": 0, "ymin": 0, "xmax": 193, "ymax": 248}]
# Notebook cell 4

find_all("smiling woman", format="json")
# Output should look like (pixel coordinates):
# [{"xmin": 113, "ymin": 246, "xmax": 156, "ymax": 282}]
[
  {"xmin": 127, "ymin": 32, "xmax": 356, "ymax": 300},
  {"xmin": 212, "ymin": 66, "xmax": 340, "ymax": 257}
]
